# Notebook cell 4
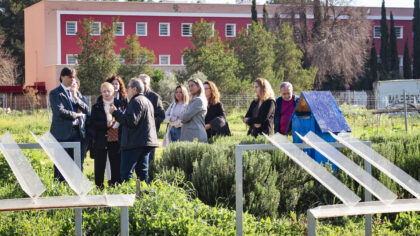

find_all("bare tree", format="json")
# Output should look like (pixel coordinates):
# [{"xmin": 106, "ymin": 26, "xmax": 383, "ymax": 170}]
[
  {"xmin": 270, "ymin": 0, "xmax": 371, "ymax": 89},
  {"xmin": 0, "ymin": 38, "xmax": 18, "ymax": 85},
  {"xmin": 310, "ymin": 4, "xmax": 371, "ymax": 89}
]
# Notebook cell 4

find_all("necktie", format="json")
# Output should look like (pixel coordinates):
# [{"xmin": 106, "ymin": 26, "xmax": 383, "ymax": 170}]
[{"xmin": 66, "ymin": 90, "xmax": 74, "ymax": 111}]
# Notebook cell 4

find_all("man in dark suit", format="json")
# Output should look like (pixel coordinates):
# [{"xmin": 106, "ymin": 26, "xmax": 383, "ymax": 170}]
[
  {"xmin": 49, "ymin": 67, "xmax": 89, "ymax": 181},
  {"xmin": 137, "ymin": 74, "xmax": 165, "ymax": 179}
]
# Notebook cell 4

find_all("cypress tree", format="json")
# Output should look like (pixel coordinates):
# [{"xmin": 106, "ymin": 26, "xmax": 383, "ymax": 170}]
[
  {"xmin": 389, "ymin": 12, "xmax": 400, "ymax": 78},
  {"xmin": 413, "ymin": 0, "xmax": 420, "ymax": 78},
  {"xmin": 312, "ymin": 0, "xmax": 322, "ymax": 41},
  {"xmin": 403, "ymin": 39, "xmax": 413, "ymax": 79},
  {"xmin": 379, "ymin": 0, "xmax": 389, "ymax": 77},
  {"xmin": 251, "ymin": 0, "xmax": 258, "ymax": 23},
  {"xmin": 263, "ymin": 4, "xmax": 269, "ymax": 29}
]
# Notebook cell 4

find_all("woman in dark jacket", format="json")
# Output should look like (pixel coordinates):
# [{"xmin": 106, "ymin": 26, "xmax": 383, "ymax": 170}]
[
  {"xmin": 243, "ymin": 78, "xmax": 276, "ymax": 137},
  {"xmin": 203, "ymin": 81, "xmax": 231, "ymax": 140},
  {"xmin": 90, "ymin": 82, "xmax": 124, "ymax": 188},
  {"xmin": 106, "ymin": 75, "xmax": 128, "ymax": 108}
]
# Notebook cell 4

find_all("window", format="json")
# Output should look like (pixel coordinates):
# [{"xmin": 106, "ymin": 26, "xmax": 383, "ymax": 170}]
[
  {"xmin": 395, "ymin": 26, "xmax": 403, "ymax": 39},
  {"xmin": 181, "ymin": 55, "xmax": 185, "ymax": 65},
  {"xmin": 91, "ymin": 22, "xmax": 101, "ymax": 35},
  {"xmin": 353, "ymin": 29, "xmax": 359, "ymax": 38},
  {"xmin": 246, "ymin": 24, "xmax": 251, "ymax": 34},
  {"xmin": 374, "ymin": 26, "xmax": 403, "ymax": 39},
  {"xmin": 136, "ymin": 22, "xmax": 147, "ymax": 36},
  {"xmin": 373, "ymin": 26, "xmax": 381, "ymax": 38},
  {"xmin": 159, "ymin": 23, "xmax": 170, "ymax": 36},
  {"xmin": 66, "ymin": 22, "xmax": 77, "ymax": 35},
  {"xmin": 399, "ymin": 56, "xmax": 403, "ymax": 67},
  {"xmin": 294, "ymin": 29, "xmax": 301, "ymax": 39},
  {"xmin": 226, "ymin": 24, "xmax": 236, "ymax": 37},
  {"xmin": 182, "ymin": 23, "xmax": 192, "ymax": 37},
  {"xmin": 66, "ymin": 54, "xmax": 78, "ymax": 65},
  {"xmin": 114, "ymin": 22, "xmax": 124, "ymax": 36},
  {"xmin": 159, "ymin": 55, "xmax": 170, "ymax": 65},
  {"xmin": 211, "ymin": 23, "xmax": 215, "ymax": 36}
]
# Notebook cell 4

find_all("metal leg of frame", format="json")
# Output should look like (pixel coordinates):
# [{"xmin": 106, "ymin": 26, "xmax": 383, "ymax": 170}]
[
  {"xmin": 121, "ymin": 206, "xmax": 129, "ymax": 236},
  {"xmin": 364, "ymin": 159, "xmax": 372, "ymax": 236},
  {"xmin": 75, "ymin": 208, "xmax": 82, "ymax": 236},
  {"xmin": 235, "ymin": 147, "xmax": 243, "ymax": 236},
  {"xmin": 307, "ymin": 210, "xmax": 316, "ymax": 236},
  {"xmin": 74, "ymin": 143, "xmax": 83, "ymax": 236}
]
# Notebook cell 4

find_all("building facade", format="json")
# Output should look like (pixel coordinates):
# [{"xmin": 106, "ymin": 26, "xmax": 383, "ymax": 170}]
[{"xmin": 25, "ymin": 0, "xmax": 414, "ymax": 92}]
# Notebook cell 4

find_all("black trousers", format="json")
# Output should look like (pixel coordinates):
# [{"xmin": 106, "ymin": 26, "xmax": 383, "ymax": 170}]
[
  {"xmin": 93, "ymin": 141, "xmax": 121, "ymax": 188},
  {"xmin": 54, "ymin": 128, "xmax": 82, "ymax": 182}
]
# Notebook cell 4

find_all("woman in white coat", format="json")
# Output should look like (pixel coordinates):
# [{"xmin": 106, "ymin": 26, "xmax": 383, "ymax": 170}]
[
  {"xmin": 162, "ymin": 85, "xmax": 189, "ymax": 146},
  {"xmin": 180, "ymin": 78, "xmax": 208, "ymax": 142}
]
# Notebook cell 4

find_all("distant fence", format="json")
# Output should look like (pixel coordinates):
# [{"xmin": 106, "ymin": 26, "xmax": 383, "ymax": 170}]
[
  {"xmin": 0, "ymin": 91, "xmax": 418, "ymax": 116},
  {"xmin": 220, "ymin": 91, "xmax": 379, "ymax": 111}
]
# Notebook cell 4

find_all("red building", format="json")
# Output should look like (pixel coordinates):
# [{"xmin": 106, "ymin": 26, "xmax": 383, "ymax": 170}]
[{"xmin": 24, "ymin": 0, "xmax": 414, "ymax": 92}]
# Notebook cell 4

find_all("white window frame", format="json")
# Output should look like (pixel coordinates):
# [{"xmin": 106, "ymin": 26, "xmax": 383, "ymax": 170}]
[
  {"xmin": 399, "ymin": 55, "xmax": 403, "ymax": 67},
  {"xmin": 246, "ymin": 24, "xmax": 251, "ymax": 34},
  {"xmin": 159, "ymin": 55, "xmax": 170, "ymax": 65},
  {"xmin": 136, "ymin": 22, "xmax": 147, "ymax": 36},
  {"xmin": 373, "ymin": 26, "xmax": 381, "ymax": 38},
  {"xmin": 181, "ymin": 23, "xmax": 192, "ymax": 37},
  {"xmin": 211, "ymin": 23, "xmax": 215, "ymax": 37},
  {"xmin": 66, "ymin": 54, "xmax": 78, "ymax": 65},
  {"xmin": 66, "ymin": 21, "xmax": 77, "ymax": 35},
  {"xmin": 159, "ymin": 23, "xmax": 170, "ymax": 37},
  {"xmin": 91, "ymin": 22, "xmax": 101, "ymax": 36},
  {"xmin": 181, "ymin": 55, "xmax": 185, "ymax": 65},
  {"xmin": 114, "ymin": 22, "xmax": 124, "ymax": 36},
  {"xmin": 226, "ymin": 24, "xmax": 236, "ymax": 37},
  {"xmin": 395, "ymin": 26, "xmax": 403, "ymax": 39}
]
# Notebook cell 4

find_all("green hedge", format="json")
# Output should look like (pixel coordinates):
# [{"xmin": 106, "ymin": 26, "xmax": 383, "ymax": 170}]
[{"xmin": 154, "ymin": 133, "xmax": 420, "ymax": 218}]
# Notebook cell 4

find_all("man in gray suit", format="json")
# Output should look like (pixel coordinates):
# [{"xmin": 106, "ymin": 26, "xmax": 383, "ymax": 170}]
[{"xmin": 49, "ymin": 67, "xmax": 89, "ymax": 181}]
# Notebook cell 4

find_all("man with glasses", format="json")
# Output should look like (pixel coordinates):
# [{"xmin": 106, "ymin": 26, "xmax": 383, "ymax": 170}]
[{"xmin": 110, "ymin": 78, "xmax": 158, "ymax": 183}]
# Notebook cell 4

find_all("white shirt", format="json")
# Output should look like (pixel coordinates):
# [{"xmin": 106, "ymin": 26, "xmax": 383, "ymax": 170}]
[{"xmin": 165, "ymin": 102, "xmax": 187, "ymax": 128}]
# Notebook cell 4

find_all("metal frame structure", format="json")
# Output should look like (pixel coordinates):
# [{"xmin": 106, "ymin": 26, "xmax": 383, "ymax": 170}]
[
  {"xmin": 235, "ymin": 142, "xmax": 373, "ymax": 236},
  {"xmin": 0, "ymin": 140, "xmax": 134, "ymax": 236}
]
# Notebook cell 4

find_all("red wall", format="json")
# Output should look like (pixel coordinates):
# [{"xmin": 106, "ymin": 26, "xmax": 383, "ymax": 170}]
[
  {"xmin": 61, "ymin": 14, "xmax": 253, "ymax": 65},
  {"xmin": 371, "ymin": 19, "xmax": 413, "ymax": 58},
  {"xmin": 61, "ymin": 14, "xmax": 414, "ymax": 65}
]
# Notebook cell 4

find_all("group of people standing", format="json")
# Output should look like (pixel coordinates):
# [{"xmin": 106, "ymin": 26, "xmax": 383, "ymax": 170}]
[
  {"xmin": 242, "ymin": 78, "xmax": 299, "ymax": 137},
  {"xmin": 50, "ymin": 67, "xmax": 235, "ymax": 188},
  {"xmin": 163, "ymin": 79, "xmax": 231, "ymax": 146},
  {"xmin": 50, "ymin": 67, "xmax": 297, "ymax": 189}
]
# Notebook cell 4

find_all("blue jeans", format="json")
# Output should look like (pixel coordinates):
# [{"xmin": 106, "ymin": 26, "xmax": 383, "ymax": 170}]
[
  {"xmin": 170, "ymin": 126, "xmax": 181, "ymax": 142},
  {"xmin": 121, "ymin": 147, "xmax": 152, "ymax": 183}
]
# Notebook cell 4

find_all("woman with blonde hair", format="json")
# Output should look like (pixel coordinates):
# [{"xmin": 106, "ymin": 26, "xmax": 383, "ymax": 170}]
[
  {"xmin": 90, "ymin": 82, "xmax": 125, "ymax": 188},
  {"xmin": 162, "ymin": 85, "xmax": 189, "ymax": 146},
  {"xmin": 242, "ymin": 78, "xmax": 276, "ymax": 137},
  {"xmin": 180, "ymin": 77, "xmax": 208, "ymax": 142},
  {"xmin": 203, "ymin": 81, "xmax": 231, "ymax": 139}
]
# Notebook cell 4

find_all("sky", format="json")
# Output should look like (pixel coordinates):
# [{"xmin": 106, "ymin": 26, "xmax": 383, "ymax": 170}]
[
  {"xmin": 117, "ymin": 0, "xmax": 414, "ymax": 8},
  {"xmin": 352, "ymin": 0, "xmax": 413, "ymax": 8}
]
